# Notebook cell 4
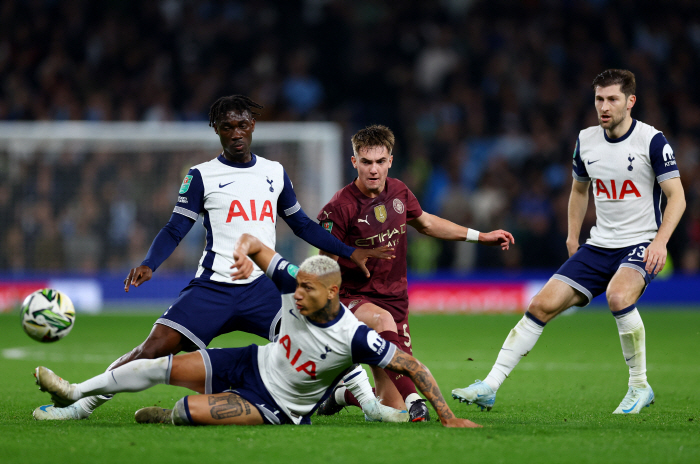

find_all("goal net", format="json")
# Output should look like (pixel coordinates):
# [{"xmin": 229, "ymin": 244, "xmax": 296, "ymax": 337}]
[{"xmin": 0, "ymin": 121, "xmax": 343, "ymax": 274}]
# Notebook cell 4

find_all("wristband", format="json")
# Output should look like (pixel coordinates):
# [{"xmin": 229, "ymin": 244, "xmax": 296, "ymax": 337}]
[{"xmin": 466, "ymin": 228, "xmax": 480, "ymax": 243}]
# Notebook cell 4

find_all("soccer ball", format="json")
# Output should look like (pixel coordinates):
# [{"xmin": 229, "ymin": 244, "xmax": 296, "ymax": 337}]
[{"xmin": 20, "ymin": 289, "xmax": 75, "ymax": 343}]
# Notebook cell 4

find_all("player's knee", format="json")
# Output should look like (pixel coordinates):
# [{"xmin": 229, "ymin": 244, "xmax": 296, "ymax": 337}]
[
  {"xmin": 172, "ymin": 397, "xmax": 193, "ymax": 426},
  {"xmin": 374, "ymin": 310, "xmax": 396, "ymax": 333},
  {"xmin": 606, "ymin": 290, "xmax": 629, "ymax": 312},
  {"xmin": 527, "ymin": 296, "xmax": 556, "ymax": 320}
]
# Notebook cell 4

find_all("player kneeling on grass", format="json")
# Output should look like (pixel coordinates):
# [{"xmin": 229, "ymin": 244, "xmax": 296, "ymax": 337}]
[{"xmin": 34, "ymin": 234, "xmax": 479, "ymax": 428}]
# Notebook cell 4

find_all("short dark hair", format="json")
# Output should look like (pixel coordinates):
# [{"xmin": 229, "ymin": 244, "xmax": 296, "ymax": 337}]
[
  {"xmin": 208, "ymin": 95, "xmax": 263, "ymax": 127},
  {"xmin": 351, "ymin": 125, "xmax": 396, "ymax": 156},
  {"xmin": 591, "ymin": 69, "xmax": 636, "ymax": 98}
]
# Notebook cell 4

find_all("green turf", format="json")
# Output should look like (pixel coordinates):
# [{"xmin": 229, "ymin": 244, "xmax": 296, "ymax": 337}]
[{"xmin": 1, "ymin": 310, "xmax": 699, "ymax": 464}]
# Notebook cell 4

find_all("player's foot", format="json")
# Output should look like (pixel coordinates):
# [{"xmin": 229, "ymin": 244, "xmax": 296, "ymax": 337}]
[
  {"xmin": 612, "ymin": 385, "xmax": 654, "ymax": 414},
  {"xmin": 135, "ymin": 407, "xmax": 173, "ymax": 424},
  {"xmin": 451, "ymin": 379, "xmax": 496, "ymax": 411},
  {"xmin": 363, "ymin": 398, "xmax": 409, "ymax": 423},
  {"xmin": 408, "ymin": 399, "xmax": 431, "ymax": 422},
  {"xmin": 32, "ymin": 403, "xmax": 89, "ymax": 421},
  {"xmin": 34, "ymin": 367, "xmax": 77, "ymax": 407},
  {"xmin": 316, "ymin": 386, "xmax": 345, "ymax": 416}
]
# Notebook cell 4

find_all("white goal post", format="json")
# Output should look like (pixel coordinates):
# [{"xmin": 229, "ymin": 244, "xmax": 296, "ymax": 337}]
[
  {"xmin": 0, "ymin": 121, "xmax": 344, "ymax": 269},
  {"xmin": 0, "ymin": 121, "xmax": 343, "ymax": 212}
]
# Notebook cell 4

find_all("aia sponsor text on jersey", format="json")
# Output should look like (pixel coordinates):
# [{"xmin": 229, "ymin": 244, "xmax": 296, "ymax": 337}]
[
  {"xmin": 595, "ymin": 179, "xmax": 641, "ymax": 200},
  {"xmin": 226, "ymin": 199, "xmax": 275, "ymax": 222}
]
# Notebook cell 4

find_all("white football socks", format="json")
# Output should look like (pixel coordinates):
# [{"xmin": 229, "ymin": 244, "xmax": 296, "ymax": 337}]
[
  {"xmin": 614, "ymin": 307, "xmax": 647, "ymax": 387},
  {"xmin": 484, "ymin": 314, "xmax": 544, "ymax": 392},
  {"xmin": 73, "ymin": 356, "xmax": 172, "ymax": 399},
  {"xmin": 72, "ymin": 356, "xmax": 123, "ymax": 415},
  {"xmin": 342, "ymin": 365, "xmax": 374, "ymax": 406}
]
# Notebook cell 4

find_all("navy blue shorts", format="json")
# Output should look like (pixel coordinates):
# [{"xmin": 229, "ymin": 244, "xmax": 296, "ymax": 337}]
[
  {"xmin": 553, "ymin": 242, "xmax": 655, "ymax": 306},
  {"xmin": 199, "ymin": 345, "xmax": 293, "ymax": 425},
  {"xmin": 156, "ymin": 276, "xmax": 283, "ymax": 350}
]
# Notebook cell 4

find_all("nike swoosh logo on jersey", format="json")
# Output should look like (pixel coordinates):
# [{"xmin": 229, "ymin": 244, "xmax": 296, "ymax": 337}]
[
  {"xmin": 289, "ymin": 308, "xmax": 299, "ymax": 319},
  {"xmin": 219, "ymin": 181, "xmax": 235, "ymax": 188},
  {"xmin": 587, "ymin": 160, "xmax": 600, "ymax": 165}
]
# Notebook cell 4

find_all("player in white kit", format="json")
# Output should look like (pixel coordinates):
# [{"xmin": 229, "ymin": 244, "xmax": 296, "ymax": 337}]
[
  {"xmin": 34, "ymin": 234, "xmax": 480, "ymax": 428},
  {"xmin": 33, "ymin": 95, "xmax": 386, "ymax": 421},
  {"xmin": 452, "ymin": 69, "xmax": 686, "ymax": 414}
]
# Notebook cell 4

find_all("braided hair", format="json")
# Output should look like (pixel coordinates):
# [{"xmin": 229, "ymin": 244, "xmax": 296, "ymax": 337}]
[{"xmin": 208, "ymin": 95, "xmax": 263, "ymax": 127}]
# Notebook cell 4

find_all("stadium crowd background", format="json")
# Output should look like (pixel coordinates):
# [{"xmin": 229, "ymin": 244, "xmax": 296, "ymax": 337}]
[{"xmin": 1, "ymin": 0, "xmax": 700, "ymax": 275}]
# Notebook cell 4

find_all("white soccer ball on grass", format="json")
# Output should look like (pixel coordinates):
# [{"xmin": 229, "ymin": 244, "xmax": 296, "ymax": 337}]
[{"xmin": 20, "ymin": 289, "xmax": 75, "ymax": 342}]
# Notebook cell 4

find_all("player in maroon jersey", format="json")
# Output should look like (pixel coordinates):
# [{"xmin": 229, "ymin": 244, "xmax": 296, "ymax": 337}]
[{"xmin": 316, "ymin": 125, "xmax": 514, "ymax": 422}]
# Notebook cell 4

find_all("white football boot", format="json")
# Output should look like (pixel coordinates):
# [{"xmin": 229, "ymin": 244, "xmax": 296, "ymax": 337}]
[
  {"xmin": 451, "ymin": 379, "xmax": 496, "ymax": 411},
  {"xmin": 34, "ymin": 366, "xmax": 78, "ymax": 407},
  {"xmin": 362, "ymin": 398, "xmax": 409, "ymax": 423},
  {"xmin": 33, "ymin": 404, "xmax": 89, "ymax": 421},
  {"xmin": 613, "ymin": 385, "xmax": 655, "ymax": 414}
]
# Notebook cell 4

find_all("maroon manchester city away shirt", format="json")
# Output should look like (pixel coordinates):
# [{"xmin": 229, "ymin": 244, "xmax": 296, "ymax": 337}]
[{"xmin": 317, "ymin": 177, "xmax": 423, "ymax": 307}]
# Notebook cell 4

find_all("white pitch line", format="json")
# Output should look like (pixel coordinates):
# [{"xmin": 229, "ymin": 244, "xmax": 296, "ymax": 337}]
[
  {"xmin": 423, "ymin": 360, "xmax": 700, "ymax": 373},
  {"xmin": 2, "ymin": 346, "xmax": 118, "ymax": 364}
]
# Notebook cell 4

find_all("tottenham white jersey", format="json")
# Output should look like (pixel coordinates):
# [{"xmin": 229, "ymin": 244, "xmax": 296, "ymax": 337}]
[
  {"xmin": 572, "ymin": 119, "xmax": 680, "ymax": 248},
  {"xmin": 173, "ymin": 154, "xmax": 302, "ymax": 283},
  {"xmin": 256, "ymin": 254, "xmax": 396, "ymax": 424}
]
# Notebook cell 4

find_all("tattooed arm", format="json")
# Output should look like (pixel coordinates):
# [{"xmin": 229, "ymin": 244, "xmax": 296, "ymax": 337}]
[{"xmin": 385, "ymin": 350, "xmax": 481, "ymax": 428}]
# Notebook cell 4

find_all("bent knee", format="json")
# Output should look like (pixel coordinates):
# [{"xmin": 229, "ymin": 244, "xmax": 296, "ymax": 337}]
[
  {"xmin": 356, "ymin": 305, "xmax": 396, "ymax": 332},
  {"xmin": 373, "ymin": 310, "xmax": 396, "ymax": 333},
  {"xmin": 527, "ymin": 296, "xmax": 559, "ymax": 321},
  {"xmin": 606, "ymin": 291, "xmax": 633, "ymax": 312}
]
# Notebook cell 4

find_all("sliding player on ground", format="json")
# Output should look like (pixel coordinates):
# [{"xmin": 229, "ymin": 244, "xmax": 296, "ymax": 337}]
[
  {"xmin": 452, "ymin": 69, "xmax": 685, "ymax": 414},
  {"xmin": 33, "ymin": 95, "xmax": 388, "ymax": 421},
  {"xmin": 315, "ymin": 125, "xmax": 514, "ymax": 421},
  {"xmin": 34, "ymin": 234, "xmax": 480, "ymax": 428}
]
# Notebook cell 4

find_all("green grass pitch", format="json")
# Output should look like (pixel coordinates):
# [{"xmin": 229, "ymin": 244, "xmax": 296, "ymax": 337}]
[{"xmin": 1, "ymin": 309, "xmax": 698, "ymax": 464}]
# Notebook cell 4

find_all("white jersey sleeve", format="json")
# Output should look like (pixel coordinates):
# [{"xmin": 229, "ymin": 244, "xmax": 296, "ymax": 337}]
[{"xmin": 574, "ymin": 120, "xmax": 680, "ymax": 248}]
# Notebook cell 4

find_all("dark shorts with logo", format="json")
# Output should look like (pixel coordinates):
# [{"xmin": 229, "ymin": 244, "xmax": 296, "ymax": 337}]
[
  {"xmin": 552, "ymin": 242, "xmax": 655, "ymax": 306},
  {"xmin": 196, "ymin": 345, "xmax": 304, "ymax": 425},
  {"xmin": 340, "ymin": 294, "xmax": 413, "ymax": 355},
  {"xmin": 155, "ymin": 276, "xmax": 283, "ymax": 351}
]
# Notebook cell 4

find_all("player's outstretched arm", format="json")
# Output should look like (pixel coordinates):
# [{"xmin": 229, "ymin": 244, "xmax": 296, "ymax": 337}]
[
  {"xmin": 320, "ymin": 248, "xmax": 396, "ymax": 278},
  {"xmin": 408, "ymin": 212, "xmax": 514, "ymax": 250},
  {"xmin": 385, "ymin": 350, "xmax": 481, "ymax": 428},
  {"xmin": 230, "ymin": 233, "xmax": 277, "ymax": 281},
  {"xmin": 566, "ymin": 179, "xmax": 590, "ymax": 257},
  {"xmin": 644, "ymin": 177, "xmax": 686, "ymax": 274}
]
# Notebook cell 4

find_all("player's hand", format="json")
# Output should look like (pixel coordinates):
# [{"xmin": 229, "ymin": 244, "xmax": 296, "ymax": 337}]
[
  {"xmin": 230, "ymin": 252, "xmax": 255, "ymax": 281},
  {"xmin": 441, "ymin": 417, "xmax": 482, "ymax": 428},
  {"xmin": 479, "ymin": 230, "xmax": 515, "ymax": 250},
  {"xmin": 230, "ymin": 239, "xmax": 255, "ymax": 281},
  {"xmin": 124, "ymin": 265, "xmax": 152, "ymax": 292},
  {"xmin": 566, "ymin": 238, "xmax": 580, "ymax": 258},
  {"xmin": 643, "ymin": 240, "xmax": 667, "ymax": 274},
  {"xmin": 350, "ymin": 246, "xmax": 395, "ymax": 278}
]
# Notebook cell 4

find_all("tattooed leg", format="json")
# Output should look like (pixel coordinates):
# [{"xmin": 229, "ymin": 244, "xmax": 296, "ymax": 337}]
[{"xmin": 185, "ymin": 392, "xmax": 264, "ymax": 425}]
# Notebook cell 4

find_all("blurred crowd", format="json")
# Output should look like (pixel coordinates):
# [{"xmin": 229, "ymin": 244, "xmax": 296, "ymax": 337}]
[{"xmin": 2, "ymin": 0, "xmax": 700, "ymax": 274}]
